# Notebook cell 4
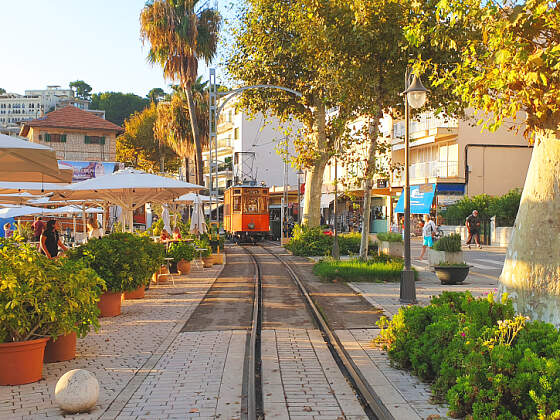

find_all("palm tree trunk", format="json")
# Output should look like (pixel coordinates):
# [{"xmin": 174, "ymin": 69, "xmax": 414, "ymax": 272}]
[{"xmin": 185, "ymin": 87, "xmax": 203, "ymax": 186}]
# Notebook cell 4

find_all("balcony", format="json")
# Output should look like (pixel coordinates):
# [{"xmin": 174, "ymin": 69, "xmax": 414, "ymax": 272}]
[
  {"xmin": 392, "ymin": 160, "xmax": 460, "ymax": 186},
  {"xmin": 392, "ymin": 116, "xmax": 458, "ymax": 142},
  {"xmin": 203, "ymin": 161, "xmax": 233, "ymax": 174}
]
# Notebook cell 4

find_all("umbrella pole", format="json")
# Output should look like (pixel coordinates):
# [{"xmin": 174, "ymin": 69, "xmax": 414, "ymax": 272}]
[
  {"xmin": 82, "ymin": 204, "xmax": 87, "ymax": 238},
  {"xmin": 73, "ymin": 215, "xmax": 76, "ymax": 239}
]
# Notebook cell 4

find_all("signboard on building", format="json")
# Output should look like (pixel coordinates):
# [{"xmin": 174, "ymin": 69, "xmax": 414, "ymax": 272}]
[{"xmin": 59, "ymin": 161, "xmax": 124, "ymax": 183}]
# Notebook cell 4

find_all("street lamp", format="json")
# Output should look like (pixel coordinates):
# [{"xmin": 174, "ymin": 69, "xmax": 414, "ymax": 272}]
[
  {"xmin": 297, "ymin": 169, "xmax": 304, "ymax": 224},
  {"xmin": 400, "ymin": 71, "xmax": 429, "ymax": 304}
]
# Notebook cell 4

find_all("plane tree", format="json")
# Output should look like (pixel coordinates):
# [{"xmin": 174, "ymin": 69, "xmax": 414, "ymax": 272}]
[{"xmin": 408, "ymin": 0, "xmax": 560, "ymax": 323}]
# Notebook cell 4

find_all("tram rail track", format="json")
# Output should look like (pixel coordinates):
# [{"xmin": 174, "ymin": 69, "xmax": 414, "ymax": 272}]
[{"xmin": 243, "ymin": 243, "xmax": 388, "ymax": 420}]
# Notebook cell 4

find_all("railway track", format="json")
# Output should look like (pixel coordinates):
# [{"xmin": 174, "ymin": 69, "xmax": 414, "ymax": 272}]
[{"xmin": 243, "ymin": 243, "xmax": 387, "ymax": 420}]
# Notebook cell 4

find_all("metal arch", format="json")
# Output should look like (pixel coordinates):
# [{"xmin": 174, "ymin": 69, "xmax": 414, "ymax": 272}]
[{"xmin": 216, "ymin": 85, "xmax": 303, "ymax": 117}]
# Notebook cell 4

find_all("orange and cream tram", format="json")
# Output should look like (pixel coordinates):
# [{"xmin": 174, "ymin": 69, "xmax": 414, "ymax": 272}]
[{"xmin": 224, "ymin": 183, "xmax": 270, "ymax": 243}]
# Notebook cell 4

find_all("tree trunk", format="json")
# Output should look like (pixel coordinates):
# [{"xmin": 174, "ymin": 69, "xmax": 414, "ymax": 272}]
[
  {"xmin": 498, "ymin": 132, "xmax": 560, "ymax": 326},
  {"xmin": 359, "ymin": 119, "xmax": 380, "ymax": 260},
  {"xmin": 182, "ymin": 156, "xmax": 190, "ymax": 182},
  {"xmin": 302, "ymin": 101, "xmax": 329, "ymax": 227},
  {"xmin": 185, "ymin": 87, "xmax": 203, "ymax": 186}
]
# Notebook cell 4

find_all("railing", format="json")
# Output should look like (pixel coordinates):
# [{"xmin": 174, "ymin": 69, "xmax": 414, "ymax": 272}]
[
  {"xmin": 392, "ymin": 160, "xmax": 459, "ymax": 184},
  {"xmin": 393, "ymin": 116, "xmax": 458, "ymax": 139}
]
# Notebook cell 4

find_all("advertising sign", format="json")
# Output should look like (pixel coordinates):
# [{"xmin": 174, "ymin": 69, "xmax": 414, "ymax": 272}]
[{"xmin": 59, "ymin": 161, "xmax": 124, "ymax": 183}]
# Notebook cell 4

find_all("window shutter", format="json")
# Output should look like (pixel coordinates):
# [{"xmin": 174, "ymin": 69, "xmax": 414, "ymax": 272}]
[
  {"xmin": 101, "ymin": 136, "xmax": 105, "ymax": 145},
  {"xmin": 61, "ymin": 134, "xmax": 67, "ymax": 143},
  {"xmin": 45, "ymin": 133, "xmax": 51, "ymax": 142}
]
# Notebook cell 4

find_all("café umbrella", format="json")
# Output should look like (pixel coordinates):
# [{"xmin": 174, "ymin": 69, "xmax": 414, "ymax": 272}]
[
  {"xmin": 189, "ymin": 195, "xmax": 207, "ymax": 235},
  {"xmin": 0, "ymin": 134, "xmax": 70, "ymax": 183},
  {"xmin": 53, "ymin": 168, "xmax": 203, "ymax": 232}
]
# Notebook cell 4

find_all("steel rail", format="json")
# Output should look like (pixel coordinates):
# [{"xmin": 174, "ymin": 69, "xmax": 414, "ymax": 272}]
[
  {"xmin": 259, "ymin": 243, "xmax": 390, "ymax": 420},
  {"xmin": 245, "ymin": 246, "xmax": 264, "ymax": 420}
]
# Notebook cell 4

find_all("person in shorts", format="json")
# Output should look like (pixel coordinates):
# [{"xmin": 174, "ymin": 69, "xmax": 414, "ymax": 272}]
[
  {"xmin": 465, "ymin": 210, "xmax": 482, "ymax": 249},
  {"xmin": 419, "ymin": 214, "xmax": 437, "ymax": 260}
]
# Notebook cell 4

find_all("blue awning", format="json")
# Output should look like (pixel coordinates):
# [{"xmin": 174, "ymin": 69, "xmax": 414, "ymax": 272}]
[
  {"xmin": 436, "ymin": 183, "xmax": 465, "ymax": 195},
  {"xmin": 394, "ymin": 184, "xmax": 435, "ymax": 214}
]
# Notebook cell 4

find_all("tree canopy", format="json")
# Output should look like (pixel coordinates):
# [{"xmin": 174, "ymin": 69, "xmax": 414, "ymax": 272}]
[
  {"xmin": 147, "ymin": 88, "xmax": 166, "ymax": 104},
  {"xmin": 0, "ymin": 88, "xmax": 6, "ymax": 95},
  {"xmin": 117, "ymin": 103, "xmax": 179, "ymax": 174},
  {"xmin": 408, "ymin": 0, "xmax": 560, "ymax": 139},
  {"xmin": 90, "ymin": 92, "xmax": 150, "ymax": 126},
  {"xmin": 69, "ymin": 80, "xmax": 92, "ymax": 100}
]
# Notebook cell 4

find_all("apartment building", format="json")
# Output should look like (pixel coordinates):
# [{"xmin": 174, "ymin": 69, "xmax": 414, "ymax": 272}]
[
  {"xmin": 20, "ymin": 105, "xmax": 122, "ymax": 162},
  {"xmin": 203, "ymin": 99, "xmax": 301, "ymax": 194}
]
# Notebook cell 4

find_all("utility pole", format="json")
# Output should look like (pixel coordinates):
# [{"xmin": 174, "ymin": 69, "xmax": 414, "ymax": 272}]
[{"xmin": 332, "ymin": 148, "xmax": 340, "ymax": 260}]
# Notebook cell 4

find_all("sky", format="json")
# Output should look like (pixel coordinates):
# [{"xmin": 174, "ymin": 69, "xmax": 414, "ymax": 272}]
[{"xmin": 0, "ymin": 0, "xmax": 233, "ymax": 98}]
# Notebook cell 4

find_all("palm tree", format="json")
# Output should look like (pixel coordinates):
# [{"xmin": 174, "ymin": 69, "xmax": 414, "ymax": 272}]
[
  {"xmin": 140, "ymin": 0, "xmax": 221, "ymax": 185},
  {"xmin": 155, "ymin": 79, "xmax": 209, "ymax": 182}
]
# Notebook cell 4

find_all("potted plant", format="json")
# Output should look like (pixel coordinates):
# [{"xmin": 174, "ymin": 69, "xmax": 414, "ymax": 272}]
[
  {"xmin": 167, "ymin": 241, "xmax": 195, "ymax": 275},
  {"xmin": 428, "ymin": 233, "xmax": 464, "ymax": 267},
  {"xmin": 195, "ymin": 238, "xmax": 213, "ymax": 268},
  {"xmin": 68, "ymin": 233, "xmax": 156, "ymax": 316},
  {"xmin": 0, "ymin": 240, "xmax": 103, "ymax": 384},
  {"xmin": 125, "ymin": 235, "xmax": 165, "ymax": 298},
  {"xmin": 376, "ymin": 232, "xmax": 404, "ymax": 258},
  {"xmin": 43, "ymin": 259, "xmax": 104, "ymax": 363},
  {"xmin": 434, "ymin": 262, "xmax": 470, "ymax": 285}
]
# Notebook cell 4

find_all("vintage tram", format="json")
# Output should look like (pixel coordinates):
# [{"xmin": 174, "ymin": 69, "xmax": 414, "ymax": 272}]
[{"xmin": 223, "ymin": 183, "xmax": 270, "ymax": 243}]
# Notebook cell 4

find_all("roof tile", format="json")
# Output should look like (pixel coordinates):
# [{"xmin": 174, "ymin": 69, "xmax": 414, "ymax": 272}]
[{"xmin": 20, "ymin": 106, "xmax": 122, "ymax": 136}]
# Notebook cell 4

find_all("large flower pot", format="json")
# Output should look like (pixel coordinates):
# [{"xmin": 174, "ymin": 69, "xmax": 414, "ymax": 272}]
[
  {"xmin": 169, "ymin": 262, "xmax": 178, "ymax": 274},
  {"xmin": 434, "ymin": 266, "xmax": 470, "ymax": 285},
  {"xmin": 202, "ymin": 256, "xmax": 213, "ymax": 268},
  {"xmin": 428, "ymin": 249, "xmax": 464, "ymax": 267},
  {"xmin": 0, "ymin": 337, "xmax": 49, "ymax": 385},
  {"xmin": 124, "ymin": 286, "xmax": 146, "ymax": 300},
  {"xmin": 378, "ymin": 241, "xmax": 404, "ymax": 258},
  {"xmin": 177, "ymin": 260, "xmax": 191, "ymax": 275},
  {"xmin": 44, "ymin": 332, "xmax": 77, "ymax": 363},
  {"xmin": 97, "ymin": 292, "xmax": 123, "ymax": 317}
]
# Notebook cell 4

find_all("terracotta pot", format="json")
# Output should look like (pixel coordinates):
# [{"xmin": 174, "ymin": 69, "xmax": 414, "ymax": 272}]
[
  {"xmin": 97, "ymin": 292, "xmax": 123, "ymax": 317},
  {"xmin": 124, "ymin": 286, "xmax": 146, "ymax": 300},
  {"xmin": 157, "ymin": 273, "xmax": 170, "ymax": 283},
  {"xmin": 177, "ymin": 260, "xmax": 191, "ymax": 275},
  {"xmin": 202, "ymin": 256, "xmax": 213, "ymax": 268},
  {"xmin": 44, "ymin": 332, "xmax": 77, "ymax": 363},
  {"xmin": 0, "ymin": 337, "xmax": 49, "ymax": 385}
]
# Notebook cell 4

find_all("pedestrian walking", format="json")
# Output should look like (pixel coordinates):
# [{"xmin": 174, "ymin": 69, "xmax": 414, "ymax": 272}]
[
  {"xmin": 3, "ymin": 222, "xmax": 13, "ymax": 238},
  {"xmin": 465, "ymin": 210, "xmax": 482, "ymax": 249},
  {"xmin": 419, "ymin": 214, "xmax": 437, "ymax": 260}
]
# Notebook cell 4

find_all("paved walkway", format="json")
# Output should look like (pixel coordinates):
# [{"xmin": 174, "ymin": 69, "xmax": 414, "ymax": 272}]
[{"xmin": 0, "ymin": 264, "xmax": 224, "ymax": 420}]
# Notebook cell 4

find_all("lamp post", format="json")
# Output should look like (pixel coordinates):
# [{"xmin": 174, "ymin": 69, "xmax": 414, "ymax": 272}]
[
  {"xmin": 332, "ymin": 144, "xmax": 340, "ymax": 260},
  {"xmin": 297, "ymin": 169, "xmax": 303, "ymax": 223},
  {"xmin": 400, "ymin": 71, "xmax": 429, "ymax": 304}
]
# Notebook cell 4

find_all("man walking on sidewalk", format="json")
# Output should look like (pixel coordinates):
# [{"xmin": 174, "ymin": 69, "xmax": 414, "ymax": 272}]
[{"xmin": 465, "ymin": 210, "xmax": 482, "ymax": 249}]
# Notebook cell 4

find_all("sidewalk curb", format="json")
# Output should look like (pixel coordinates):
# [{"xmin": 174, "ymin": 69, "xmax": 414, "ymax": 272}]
[{"xmin": 99, "ymin": 257, "xmax": 228, "ymax": 420}]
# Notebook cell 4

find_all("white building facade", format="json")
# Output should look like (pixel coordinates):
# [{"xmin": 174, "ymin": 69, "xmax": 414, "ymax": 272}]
[
  {"xmin": 203, "ymin": 99, "xmax": 301, "ymax": 193},
  {"xmin": 0, "ymin": 86, "xmax": 82, "ymax": 133}
]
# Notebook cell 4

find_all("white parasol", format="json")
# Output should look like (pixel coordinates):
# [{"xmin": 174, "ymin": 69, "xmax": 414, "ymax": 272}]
[
  {"xmin": 189, "ymin": 195, "xmax": 207, "ymax": 235},
  {"xmin": 52, "ymin": 168, "xmax": 202, "ymax": 232},
  {"xmin": 161, "ymin": 204, "xmax": 171, "ymax": 234},
  {"xmin": 0, "ymin": 134, "xmax": 70, "ymax": 183}
]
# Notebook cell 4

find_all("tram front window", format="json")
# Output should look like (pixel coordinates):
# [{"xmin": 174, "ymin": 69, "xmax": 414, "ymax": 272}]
[{"xmin": 244, "ymin": 197, "xmax": 259, "ymax": 213}]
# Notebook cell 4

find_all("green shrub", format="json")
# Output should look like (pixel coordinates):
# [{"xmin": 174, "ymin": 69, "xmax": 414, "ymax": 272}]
[
  {"xmin": 0, "ymin": 239, "xmax": 105, "ymax": 342},
  {"xmin": 440, "ymin": 189, "xmax": 521, "ymax": 227},
  {"xmin": 167, "ymin": 241, "xmax": 195, "ymax": 263},
  {"xmin": 194, "ymin": 237, "xmax": 212, "ymax": 257},
  {"xmin": 433, "ymin": 233, "xmax": 462, "ymax": 252},
  {"xmin": 376, "ymin": 232, "xmax": 403, "ymax": 242},
  {"xmin": 376, "ymin": 291, "xmax": 560, "ymax": 418},
  {"xmin": 68, "ymin": 232, "xmax": 159, "ymax": 292},
  {"xmin": 286, "ymin": 225, "xmax": 377, "ymax": 256},
  {"xmin": 313, "ymin": 255, "xmax": 409, "ymax": 282}
]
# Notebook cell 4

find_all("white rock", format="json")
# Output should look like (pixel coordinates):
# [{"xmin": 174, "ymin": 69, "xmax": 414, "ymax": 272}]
[{"xmin": 55, "ymin": 369, "xmax": 99, "ymax": 413}]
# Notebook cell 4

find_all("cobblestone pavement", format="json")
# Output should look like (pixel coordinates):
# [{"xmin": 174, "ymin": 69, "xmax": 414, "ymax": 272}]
[
  {"xmin": 116, "ymin": 330, "xmax": 246, "ymax": 420},
  {"xmin": 0, "ymin": 264, "xmax": 223, "ymax": 420},
  {"xmin": 262, "ymin": 329, "xmax": 367, "ymax": 420}
]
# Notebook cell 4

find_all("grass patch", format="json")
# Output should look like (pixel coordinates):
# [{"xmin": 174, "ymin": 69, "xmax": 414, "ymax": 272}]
[{"xmin": 313, "ymin": 255, "xmax": 413, "ymax": 282}]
